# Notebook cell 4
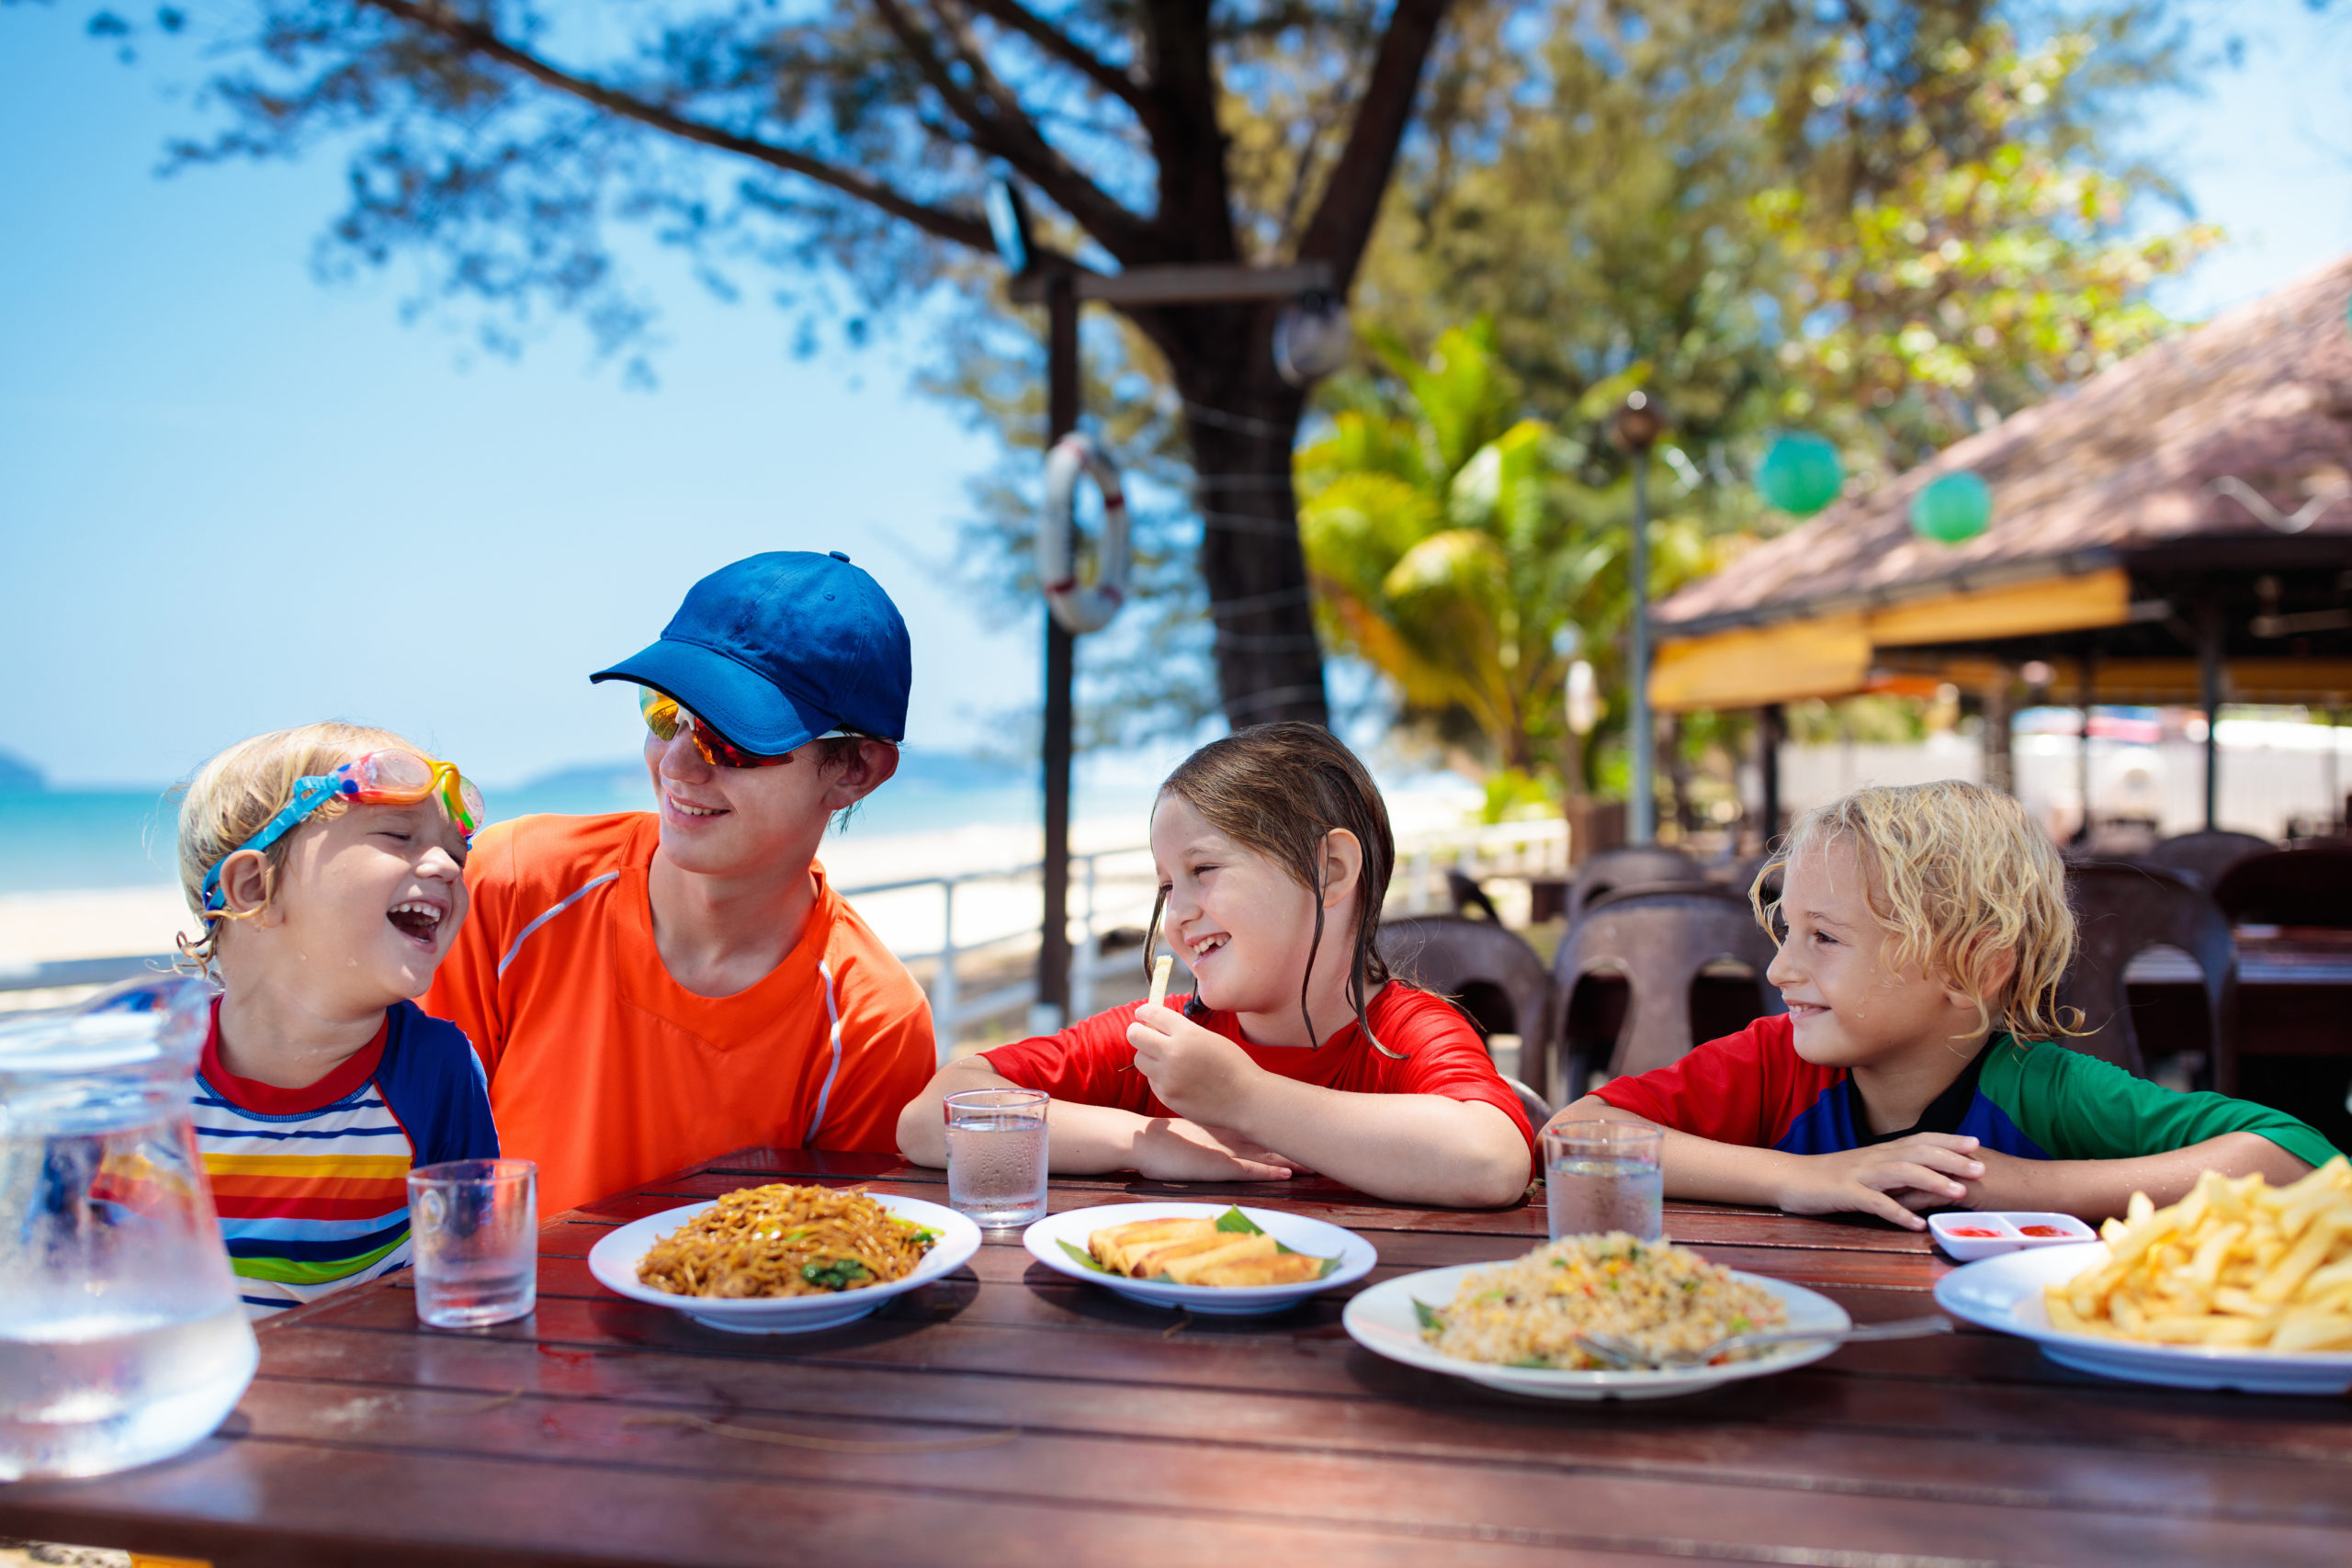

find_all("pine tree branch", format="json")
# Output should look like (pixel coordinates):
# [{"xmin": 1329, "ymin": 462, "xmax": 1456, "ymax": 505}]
[
  {"xmin": 956, "ymin": 0, "xmax": 1154, "ymax": 121},
  {"xmin": 1295, "ymin": 0, "xmax": 1451, "ymax": 283},
  {"xmin": 356, "ymin": 0, "xmax": 995, "ymax": 252},
  {"xmin": 868, "ymin": 0, "xmax": 1153, "ymax": 260}
]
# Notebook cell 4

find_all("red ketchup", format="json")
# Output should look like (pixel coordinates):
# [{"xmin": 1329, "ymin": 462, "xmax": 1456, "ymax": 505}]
[
  {"xmin": 1944, "ymin": 1227, "xmax": 2000, "ymax": 1238},
  {"xmin": 2018, "ymin": 1224, "xmax": 2072, "ymax": 1237}
]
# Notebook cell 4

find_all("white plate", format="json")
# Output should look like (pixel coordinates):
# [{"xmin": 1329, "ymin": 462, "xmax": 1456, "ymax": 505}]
[
  {"xmin": 1022, "ymin": 1201, "xmax": 1376, "ymax": 1315},
  {"xmin": 1935, "ymin": 1241, "xmax": 2352, "ymax": 1394},
  {"xmin": 588, "ymin": 1191, "xmax": 982, "ymax": 1334},
  {"xmin": 1343, "ymin": 1263, "xmax": 1849, "ymax": 1401}
]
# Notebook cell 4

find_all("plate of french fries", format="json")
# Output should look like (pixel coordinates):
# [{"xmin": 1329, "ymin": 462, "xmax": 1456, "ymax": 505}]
[
  {"xmin": 1023, "ymin": 1201, "xmax": 1377, "ymax": 1314},
  {"xmin": 1934, "ymin": 1156, "xmax": 2352, "ymax": 1393}
]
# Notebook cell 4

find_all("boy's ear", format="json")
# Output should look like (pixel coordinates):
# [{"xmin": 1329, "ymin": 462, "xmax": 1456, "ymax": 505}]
[
  {"xmin": 1942, "ymin": 945, "xmax": 2018, "ymax": 1013},
  {"xmin": 823, "ymin": 739, "xmax": 900, "ymax": 807},
  {"xmin": 1318, "ymin": 828, "xmax": 1363, "ymax": 909},
  {"xmin": 215, "ymin": 850, "xmax": 277, "ymax": 921}
]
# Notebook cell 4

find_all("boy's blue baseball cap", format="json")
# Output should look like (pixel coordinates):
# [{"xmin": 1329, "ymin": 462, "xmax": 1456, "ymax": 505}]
[{"xmin": 590, "ymin": 550, "xmax": 910, "ymax": 753}]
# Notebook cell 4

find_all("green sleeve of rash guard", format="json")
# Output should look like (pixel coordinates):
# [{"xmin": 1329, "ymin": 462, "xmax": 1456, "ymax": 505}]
[{"xmin": 1978, "ymin": 1038, "xmax": 2343, "ymax": 1170}]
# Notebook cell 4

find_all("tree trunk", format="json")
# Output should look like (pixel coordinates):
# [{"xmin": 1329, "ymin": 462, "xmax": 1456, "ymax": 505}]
[{"xmin": 1162, "ymin": 305, "xmax": 1329, "ymax": 730}]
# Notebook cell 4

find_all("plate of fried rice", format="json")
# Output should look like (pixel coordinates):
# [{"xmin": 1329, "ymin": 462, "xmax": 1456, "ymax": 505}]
[
  {"xmin": 589, "ymin": 1183, "xmax": 981, "ymax": 1334},
  {"xmin": 1342, "ymin": 1234, "xmax": 1849, "ymax": 1400}
]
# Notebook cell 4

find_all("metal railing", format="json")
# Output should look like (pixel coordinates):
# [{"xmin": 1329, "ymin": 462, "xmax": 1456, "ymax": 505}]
[
  {"xmin": 853, "ymin": 818, "xmax": 1571, "ymax": 1060},
  {"xmin": 0, "ymin": 819, "xmax": 1576, "ymax": 1057}
]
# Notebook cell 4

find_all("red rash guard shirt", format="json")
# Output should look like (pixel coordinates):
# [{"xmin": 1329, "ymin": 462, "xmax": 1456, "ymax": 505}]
[{"xmin": 979, "ymin": 981, "xmax": 1536, "ymax": 1162}]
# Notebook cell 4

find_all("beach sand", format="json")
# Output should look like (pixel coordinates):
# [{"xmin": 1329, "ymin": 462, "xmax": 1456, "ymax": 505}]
[{"xmin": 0, "ymin": 813, "xmax": 1163, "ymax": 970}]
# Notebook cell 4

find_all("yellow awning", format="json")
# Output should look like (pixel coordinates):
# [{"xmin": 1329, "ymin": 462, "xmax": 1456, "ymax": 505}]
[{"xmin": 1651, "ymin": 568, "xmax": 2132, "ymax": 712}]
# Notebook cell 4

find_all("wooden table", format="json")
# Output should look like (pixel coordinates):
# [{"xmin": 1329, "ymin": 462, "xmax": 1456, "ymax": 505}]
[{"xmin": 7, "ymin": 1152, "xmax": 2352, "ymax": 1567}]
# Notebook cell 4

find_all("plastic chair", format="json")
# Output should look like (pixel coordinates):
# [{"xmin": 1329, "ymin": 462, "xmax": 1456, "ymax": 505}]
[
  {"xmin": 2211, "ymin": 846, "xmax": 2352, "ymax": 929},
  {"xmin": 2139, "ymin": 830, "xmax": 2274, "ymax": 891},
  {"xmin": 1443, "ymin": 869, "xmax": 1503, "ymax": 923},
  {"xmin": 2059, "ymin": 863, "xmax": 2239, "ymax": 1088},
  {"xmin": 1563, "ymin": 846, "xmax": 1703, "ymax": 923},
  {"xmin": 1376, "ymin": 915, "xmax": 1557, "ymax": 1127},
  {"xmin": 1548, "ymin": 884, "xmax": 1785, "ymax": 1105}
]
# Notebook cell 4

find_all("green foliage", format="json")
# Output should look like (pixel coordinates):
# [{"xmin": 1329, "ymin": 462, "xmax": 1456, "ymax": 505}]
[
  {"xmin": 1321, "ymin": 0, "xmax": 2214, "ymax": 792},
  {"xmin": 1297, "ymin": 320, "xmax": 1718, "ymax": 778}
]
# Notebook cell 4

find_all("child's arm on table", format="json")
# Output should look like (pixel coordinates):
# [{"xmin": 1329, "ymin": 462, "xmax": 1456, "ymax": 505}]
[
  {"xmin": 1957, "ymin": 1134, "xmax": 2313, "ymax": 1222},
  {"xmin": 1131, "ymin": 1004, "xmax": 1529, "ymax": 1208},
  {"xmin": 1556, "ymin": 1092, "xmax": 1986, "ymax": 1230},
  {"xmin": 895, "ymin": 1053, "xmax": 1295, "ymax": 1181}
]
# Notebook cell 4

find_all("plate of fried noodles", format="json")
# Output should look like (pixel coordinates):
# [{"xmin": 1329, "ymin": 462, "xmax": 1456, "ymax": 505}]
[
  {"xmin": 1342, "ymin": 1234, "xmax": 1847, "ymax": 1400},
  {"xmin": 588, "ymin": 1184, "xmax": 982, "ymax": 1333}
]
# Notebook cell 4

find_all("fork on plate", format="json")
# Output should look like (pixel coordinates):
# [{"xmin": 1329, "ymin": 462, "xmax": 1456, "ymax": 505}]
[{"xmin": 1573, "ymin": 1314, "xmax": 1951, "ymax": 1371}]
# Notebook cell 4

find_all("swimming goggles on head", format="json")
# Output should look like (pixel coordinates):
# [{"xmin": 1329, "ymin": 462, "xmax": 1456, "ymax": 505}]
[{"xmin": 198, "ymin": 750, "xmax": 485, "ymax": 913}]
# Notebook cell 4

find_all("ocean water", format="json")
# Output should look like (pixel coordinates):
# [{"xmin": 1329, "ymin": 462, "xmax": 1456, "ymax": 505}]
[{"xmin": 0, "ymin": 753, "xmax": 1148, "ymax": 895}]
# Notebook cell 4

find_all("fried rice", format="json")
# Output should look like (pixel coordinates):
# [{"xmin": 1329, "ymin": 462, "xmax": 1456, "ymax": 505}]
[{"xmin": 1420, "ymin": 1233, "xmax": 1788, "ymax": 1370}]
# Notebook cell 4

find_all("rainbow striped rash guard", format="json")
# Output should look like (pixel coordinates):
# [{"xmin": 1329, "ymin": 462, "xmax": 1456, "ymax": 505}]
[
  {"xmin": 198, "ymin": 998, "xmax": 498, "ymax": 1316},
  {"xmin": 1593, "ymin": 1013, "xmax": 2340, "ymax": 1168}
]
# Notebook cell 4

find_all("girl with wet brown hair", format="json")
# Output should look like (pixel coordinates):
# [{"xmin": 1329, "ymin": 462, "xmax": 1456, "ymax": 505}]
[{"xmin": 899, "ymin": 724, "xmax": 1534, "ymax": 1208}]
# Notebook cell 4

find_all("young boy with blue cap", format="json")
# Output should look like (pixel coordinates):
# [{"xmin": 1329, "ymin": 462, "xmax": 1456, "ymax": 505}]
[{"xmin": 425, "ymin": 551, "xmax": 935, "ymax": 1215}]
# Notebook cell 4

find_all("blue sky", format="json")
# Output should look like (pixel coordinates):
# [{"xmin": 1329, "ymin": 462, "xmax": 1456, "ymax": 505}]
[{"xmin": 3, "ymin": 1, "xmax": 2347, "ymax": 790}]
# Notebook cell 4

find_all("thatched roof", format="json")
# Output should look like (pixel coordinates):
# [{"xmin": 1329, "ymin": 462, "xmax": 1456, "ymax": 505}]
[{"xmin": 1657, "ymin": 251, "xmax": 2352, "ymax": 637}]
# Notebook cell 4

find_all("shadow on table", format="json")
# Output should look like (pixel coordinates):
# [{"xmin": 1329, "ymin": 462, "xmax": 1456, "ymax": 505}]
[{"xmin": 582, "ymin": 1273, "xmax": 981, "ymax": 1354}]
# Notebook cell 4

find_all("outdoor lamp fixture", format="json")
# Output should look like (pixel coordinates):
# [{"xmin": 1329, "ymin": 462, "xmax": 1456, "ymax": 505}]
[
  {"xmin": 1273, "ymin": 290, "xmax": 1352, "ymax": 387},
  {"xmin": 1612, "ymin": 390, "xmax": 1666, "ymax": 844}
]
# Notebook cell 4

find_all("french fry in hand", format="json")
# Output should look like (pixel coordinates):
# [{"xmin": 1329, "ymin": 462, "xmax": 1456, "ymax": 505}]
[
  {"xmin": 2045, "ymin": 1156, "xmax": 2352, "ymax": 1352},
  {"xmin": 1148, "ymin": 953, "xmax": 1173, "ymax": 1008}
]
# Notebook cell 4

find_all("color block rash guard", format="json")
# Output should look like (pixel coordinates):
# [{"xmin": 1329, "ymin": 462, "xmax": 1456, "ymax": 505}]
[{"xmin": 1592, "ymin": 1013, "xmax": 2340, "ymax": 1169}]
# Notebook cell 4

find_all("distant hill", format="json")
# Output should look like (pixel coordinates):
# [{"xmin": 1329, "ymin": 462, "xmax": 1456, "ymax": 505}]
[
  {"xmin": 0, "ymin": 750, "xmax": 45, "ymax": 793},
  {"xmin": 514, "ymin": 749, "xmax": 1026, "ymax": 797}
]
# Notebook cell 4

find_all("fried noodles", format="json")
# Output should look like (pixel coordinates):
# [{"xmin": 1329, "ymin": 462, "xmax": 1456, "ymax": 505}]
[{"xmin": 636, "ymin": 1184, "xmax": 936, "ymax": 1298}]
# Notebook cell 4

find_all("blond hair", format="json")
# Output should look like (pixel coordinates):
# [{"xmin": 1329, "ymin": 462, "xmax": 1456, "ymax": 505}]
[
  {"xmin": 176, "ymin": 721, "xmax": 412, "ymax": 970},
  {"xmin": 1750, "ymin": 780, "xmax": 2077, "ymax": 1041}
]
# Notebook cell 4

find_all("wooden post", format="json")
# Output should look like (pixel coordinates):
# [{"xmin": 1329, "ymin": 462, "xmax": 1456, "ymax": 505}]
[
  {"xmin": 1982, "ymin": 667, "xmax": 2016, "ymax": 796},
  {"xmin": 1757, "ymin": 704, "xmax": 1783, "ymax": 850},
  {"xmin": 2199, "ymin": 600, "xmax": 2224, "ymax": 833},
  {"xmin": 1037, "ymin": 272, "xmax": 1079, "ymax": 1029},
  {"xmin": 2075, "ymin": 649, "xmax": 2096, "ymax": 846}
]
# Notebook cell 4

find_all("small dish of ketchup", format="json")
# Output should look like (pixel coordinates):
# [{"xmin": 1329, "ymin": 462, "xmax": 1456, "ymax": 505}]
[{"xmin": 1928, "ymin": 1212, "xmax": 2097, "ymax": 1261}]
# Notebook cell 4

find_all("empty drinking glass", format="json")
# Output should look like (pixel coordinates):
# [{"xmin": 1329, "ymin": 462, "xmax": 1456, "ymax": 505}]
[
  {"xmin": 408, "ymin": 1159, "xmax": 537, "ymax": 1328},
  {"xmin": 943, "ymin": 1088, "xmax": 1049, "ymax": 1229},
  {"xmin": 1542, "ymin": 1119, "xmax": 1665, "ymax": 1242}
]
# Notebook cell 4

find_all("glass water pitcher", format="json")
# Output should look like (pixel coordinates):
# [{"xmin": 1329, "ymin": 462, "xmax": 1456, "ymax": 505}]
[{"xmin": 0, "ymin": 976, "xmax": 258, "ymax": 1480}]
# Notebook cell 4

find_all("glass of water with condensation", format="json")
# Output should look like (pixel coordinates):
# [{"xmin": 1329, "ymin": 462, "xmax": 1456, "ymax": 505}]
[
  {"xmin": 943, "ymin": 1089, "xmax": 1050, "ymax": 1228},
  {"xmin": 408, "ymin": 1159, "xmax": 537, "ymax": 1327},
  {"xmin": 1542, "ymin": 1120, "xmax": 1664, "ymax": 1242}
]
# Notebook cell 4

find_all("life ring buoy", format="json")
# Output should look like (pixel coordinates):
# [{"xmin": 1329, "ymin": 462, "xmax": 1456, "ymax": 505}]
[{"xmin": 1038, "ymin": 433, "xmax": 1131, "ymax": 634}]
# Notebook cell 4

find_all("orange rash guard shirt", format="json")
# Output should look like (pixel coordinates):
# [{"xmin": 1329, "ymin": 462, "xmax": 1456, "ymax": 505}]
[{"xmin": 424, "ymin": 812, "xmax": 935, "ymax": 1216}]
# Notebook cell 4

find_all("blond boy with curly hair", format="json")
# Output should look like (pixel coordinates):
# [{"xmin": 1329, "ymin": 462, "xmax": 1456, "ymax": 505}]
[{"xmin": 1565, "ymin": 781, "xmax": 2338, "ymax": 1226}]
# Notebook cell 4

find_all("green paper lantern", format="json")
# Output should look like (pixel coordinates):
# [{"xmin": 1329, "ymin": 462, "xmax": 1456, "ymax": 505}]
[
  {"xmin": 1757, "ymin": 433, "xmax": 1844, "ymax": 517},
  {"xmin": 1911, "ymin": 470, "xmax": 1993, "ymax": 544}
]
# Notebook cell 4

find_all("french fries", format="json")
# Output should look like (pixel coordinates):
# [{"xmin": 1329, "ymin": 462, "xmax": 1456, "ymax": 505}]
[
  {"xmin": 2045, "ymin": 1156, "xmax": 2352, "ymax": 1352},
  {"xmin": 1148, "ymin": 953, "xmax": 1173, "ymax": 1009}
]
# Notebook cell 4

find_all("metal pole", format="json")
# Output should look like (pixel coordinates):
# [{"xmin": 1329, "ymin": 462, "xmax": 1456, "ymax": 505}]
[
  {"xmin": 1757, "ymin": 704, "xmax": 1782, "ymax": 852},
  {"xmin": 2199, "ymin": 600, "xmax": 2223, "ymax": 833},
  {"xmin": 1627, "ymin": 451, "xmax": 1654, "ymax": 845},
  {"xmin": 1037, "ymin": 272, "xmax": 1079, "ymax": 1030}
]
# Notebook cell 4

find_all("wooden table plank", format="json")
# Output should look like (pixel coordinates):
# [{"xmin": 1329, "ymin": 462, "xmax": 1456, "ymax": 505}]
[{"xmin": 6, "ymin": 1151, "xmax": 2348, "ymax": 1568}]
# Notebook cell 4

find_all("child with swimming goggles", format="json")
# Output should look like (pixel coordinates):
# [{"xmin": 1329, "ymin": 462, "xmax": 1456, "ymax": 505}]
[{"xmin": 177, "ymin": 723, "xmax": 501, "ymax": 1315}]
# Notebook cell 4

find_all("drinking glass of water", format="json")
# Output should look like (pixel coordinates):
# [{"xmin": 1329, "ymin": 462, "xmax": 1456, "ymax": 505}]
[
  {"xmin": 943, "ymin": 1088, "xmax": 1049, "ymax": 1229},
  {"xmin": 1542, "ymin": 1120, "xmax": 1664, "ymax": 1242},
  {"xmin": 409, "ymin": 1159, "xmax": 537, "ymax": 1328}
]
